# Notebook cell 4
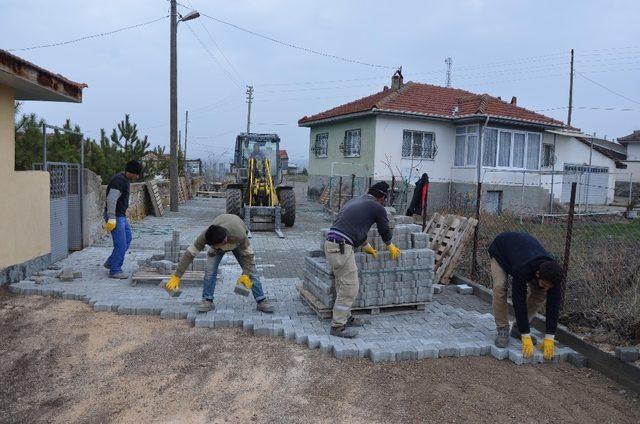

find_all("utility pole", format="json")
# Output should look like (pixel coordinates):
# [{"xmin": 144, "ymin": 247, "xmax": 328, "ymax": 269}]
[
  {"xmin": 567, "ymin": 48, "xmax": 574, "ymax": 126},
  {"xmin": 169, "ymin": 0, "xmax": 179, "ymax": 211},
  {"xmin": 445, "ymin": 57, "xmax": 452, "ymax": 88},
  {"xmin": 246, "ymin": 85, "xmax": 254, "ymax": 134},
  {"xmin": 184, "ymin": 110, "xmax": 189, "ymax": 173}
]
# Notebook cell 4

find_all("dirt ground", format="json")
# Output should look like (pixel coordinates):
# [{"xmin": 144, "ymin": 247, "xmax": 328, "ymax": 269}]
[{"xmin": 1, "ymin": 290, "xmax": 639, "ymax": 424}]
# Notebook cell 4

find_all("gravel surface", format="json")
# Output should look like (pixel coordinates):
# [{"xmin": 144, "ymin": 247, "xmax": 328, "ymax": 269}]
[{"xmin": 2, "ymin": 290, "xmax": 639, "ymax": 424}]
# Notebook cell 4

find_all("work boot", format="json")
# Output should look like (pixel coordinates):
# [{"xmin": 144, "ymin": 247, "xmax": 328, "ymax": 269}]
[
  {"xmin": 330, "ymin": 325, "xmax": 358, "ymax": 339},
  {"xmin": 196, "ymin": 299, "xmax": 214, "ymax": 313},
  {"xmin": 510, "ymin": 325, "xmax": 537, "ymax": 345},
  {"xmin": 494, "ymin": 326, "xmax": 510, "ymax": 348},
  {"xmin": 103, "ymin": 261, "xmax": 111, "ymax": 270},
  {"xmin": 346, "ymin": 316, "xmax": 368, "ymax": 327},
  {"xmin": 256, "ymin": 299, "xmax": 274, "ymax": 314},
  {"xmin": 109, "ymin": 272, "xmax": 129, "ymax": 279}
]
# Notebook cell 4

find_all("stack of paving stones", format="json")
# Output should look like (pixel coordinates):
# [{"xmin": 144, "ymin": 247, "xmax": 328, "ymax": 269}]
[
  {"xmin": 147, "ymin": 230, "xmax": 208, "ymax": 274},
  {"xmin": 303, "ymin": 217, "xmax": 436, "ymax": 310}
]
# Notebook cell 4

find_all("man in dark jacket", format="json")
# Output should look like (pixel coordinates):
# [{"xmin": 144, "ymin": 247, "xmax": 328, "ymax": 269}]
[
  {"xmin": 488, "ymin": 232, "xmax": 564, "ymax": 360},
  {"xmin": 324, "ymin": 182, "xmax": 401, "ymax": 338},
  {"xmin": 103, "ymin": 160, "xmax": 142, "ymax": 278}
]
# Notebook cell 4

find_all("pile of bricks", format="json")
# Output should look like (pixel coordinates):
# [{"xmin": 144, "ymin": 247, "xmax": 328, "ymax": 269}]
[
  {"xmin": 303, "ymin": 220, "xmax": 436, "ymax": 309},
  {"xmin": 147, "ymin": 230, "xmax": 208, "ymax": 274}
]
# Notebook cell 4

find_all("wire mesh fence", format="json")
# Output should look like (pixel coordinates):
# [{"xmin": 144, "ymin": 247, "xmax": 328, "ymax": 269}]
[{"xmin": 422, "ymin": 170, "xmax": 640, "ymax": 342}]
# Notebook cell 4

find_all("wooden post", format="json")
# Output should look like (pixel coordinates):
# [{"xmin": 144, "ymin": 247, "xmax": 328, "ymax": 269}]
[
  {"xmin": 350, "ymin": 173, "xmax": 356, "ymax": 200},
  {"xmin": 471, "ymin": 182, "xmax": 482, "ymax": 279},
  {"xmin": 562, "ymin": 182, "xmax": 577, "ymax": 306}
]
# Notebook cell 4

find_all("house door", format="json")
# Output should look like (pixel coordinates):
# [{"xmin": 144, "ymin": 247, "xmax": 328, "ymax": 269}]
[{"xmin": 562, "ymin": 164, "xmax": 609, "ymax": 205}]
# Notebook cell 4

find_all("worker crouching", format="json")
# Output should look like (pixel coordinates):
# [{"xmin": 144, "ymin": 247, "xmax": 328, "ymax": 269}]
[{"xmin": 489, "ymin": 232, "xmax": 564, "ymax": 360}]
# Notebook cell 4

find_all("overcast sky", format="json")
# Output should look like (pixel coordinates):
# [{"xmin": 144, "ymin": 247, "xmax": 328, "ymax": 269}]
[{"xmin": 3, "ymin": 0, "xmax": 639, "ymax": 166}]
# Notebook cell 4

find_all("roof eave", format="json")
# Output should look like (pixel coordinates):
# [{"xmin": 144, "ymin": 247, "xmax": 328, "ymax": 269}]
[{"xmin": 298, "ymin": 110, "xmax": 375, "ymax": 127}]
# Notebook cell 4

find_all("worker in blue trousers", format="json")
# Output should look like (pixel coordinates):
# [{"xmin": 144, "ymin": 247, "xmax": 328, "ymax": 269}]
[{"xmin": 103, "ymin": 160, "xmax": 142, "ymax": 279}]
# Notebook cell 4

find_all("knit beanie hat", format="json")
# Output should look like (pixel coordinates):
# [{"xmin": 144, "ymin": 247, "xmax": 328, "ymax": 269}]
[
  {"xmin": 368, "ymin": 181, "xmax": 390, "ymax": 198},
  {"xmin": 125, "ymin": 160, "xmax": 143, "ymax": 176}
]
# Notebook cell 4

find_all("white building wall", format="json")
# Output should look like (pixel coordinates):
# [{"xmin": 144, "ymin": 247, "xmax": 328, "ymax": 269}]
[
  {"xmin": 622, "ymin": 144, "xmax": 640, "ymax": 183},
  {"xmin": 373, "ymin": 115, "xmax": 456, "ymax": 183},
  {"xmin": 541, "ymin": 134, "xmax": 617, "ymax": 203}
]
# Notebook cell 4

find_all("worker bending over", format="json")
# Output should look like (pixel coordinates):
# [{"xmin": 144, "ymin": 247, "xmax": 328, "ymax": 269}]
[
  {"xmin": 165, "ymin": 213, "xmax": 274, "ymax": 314},
  {"xmin": 325, "ymin": 182, "xmax": 401, "ymax": 338},
  {"xmin": 489, "ymin": 232, "xmax": 564, "ymax": 360}
]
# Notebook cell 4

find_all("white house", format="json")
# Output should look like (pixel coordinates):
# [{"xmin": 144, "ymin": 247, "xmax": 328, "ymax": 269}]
[
  {"xmin": 619, "ymin": 130, "xmax": 640, "ymax": 182},
  {"xmin": 299, "ymin": 72, "xmax": 621, "ymax": 212}
]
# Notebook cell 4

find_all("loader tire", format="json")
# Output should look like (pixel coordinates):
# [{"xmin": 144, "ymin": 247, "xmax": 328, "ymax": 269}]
[
  {"xmin": 226, "ymin": 188, "xmax": 244, "ymax": 218},
  {"xmin": 279, "ymin": 188, "xmax": 296, "ymax": 227}
]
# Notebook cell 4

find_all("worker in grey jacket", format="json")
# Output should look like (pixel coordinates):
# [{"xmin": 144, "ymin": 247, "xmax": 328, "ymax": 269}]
[
  {"xmin": 103, "ymin": 160, "xmax": 142, "ymax": 278},
  {"xmin": 165, "ymin": 213, "xmax": 274, "ymax": 313},
  {"xmin": 325, "ymin": 182, "xmax": 401, "ymax": 338}
]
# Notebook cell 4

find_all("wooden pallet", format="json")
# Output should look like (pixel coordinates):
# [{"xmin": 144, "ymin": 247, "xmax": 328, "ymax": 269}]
[
  {"xmin": 423, "ymin": 213, "xmax": 477, "ymax": 284},
  {"xmin": 181, "ymin": 176, "xmax": 192, "ymax": 200},
  {"xmin": 145, "ymin": 180, "xmax": 165, "ymax": 217},
  {"xmin": 297, "ymin": 285, "xmax": 426, "ymax": 320},
  {"xmin": 196, "ymin": 190, "xmax": 226, "ymax": 198},
  {"xmin": 177, "ymin": 178, "xmax": 187, "ymax": 203},
  {"xmin": 131, "ymin": 269, "xmax": 204, "ymax": 285}
]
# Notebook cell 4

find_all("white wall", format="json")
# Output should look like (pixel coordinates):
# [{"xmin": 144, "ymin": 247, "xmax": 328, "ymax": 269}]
[
  {"xmin": 622, "ymin": 144, "xmax": 640, "ymax": 183},
  {"xmin": 541, "ymin": 134, "xmax": 617, "ymax": 203},
  {"xmin": 373, "ymin": 115, "xmax": 456, "ymax": 183}
]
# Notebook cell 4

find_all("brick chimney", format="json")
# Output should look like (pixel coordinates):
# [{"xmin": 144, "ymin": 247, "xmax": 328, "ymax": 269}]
[
  {"xmin": 391, "ymin": 68, "xmax": 403, "ymax": 90},
  {"xmin": 510, "ymin": 96, "xmax": 517, "ymax": 105}
]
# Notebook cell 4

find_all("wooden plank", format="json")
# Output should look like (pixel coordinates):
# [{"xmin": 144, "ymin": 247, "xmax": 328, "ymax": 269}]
[{"xmin": 297, "ymin": 284, "xmax": 428, "ymax": 320}]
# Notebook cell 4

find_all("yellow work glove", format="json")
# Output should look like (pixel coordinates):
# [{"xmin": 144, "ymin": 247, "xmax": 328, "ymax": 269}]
[
  {"xmin": 237, "ymin": 274, "xmax": 252, "ymax": 289},
  {"xmin": 104, "ymin": 219, "xmax": 117, "ymax": 232},
  {"xmin": 363, "ymin": 244, "xmax": 378, "ymax": 259},
  {"xmin": 165, "ymin": 275, "xmax": 181, "ymax": 294},
  {"xmin": 387, "ymin": 243, "xmax": 401, "ymax": 261},
  {"xmin": 521, "ymin": 334, "xmax": 534, "ymax": 359},
  {"xmin": 539, "ymin": 336, "xmax": 555, "ymax": 360}
]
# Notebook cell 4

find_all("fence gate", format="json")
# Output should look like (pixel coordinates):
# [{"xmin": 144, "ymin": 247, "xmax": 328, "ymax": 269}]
[{"xmin": 44, "ymin": 162, "xmax": 83, "ymax": 262}]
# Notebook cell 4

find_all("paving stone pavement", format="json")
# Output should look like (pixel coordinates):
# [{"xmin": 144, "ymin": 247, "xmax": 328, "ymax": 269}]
[{"xmin": 10, "ymin": 195, "xmax": 579, "ymax": 365}]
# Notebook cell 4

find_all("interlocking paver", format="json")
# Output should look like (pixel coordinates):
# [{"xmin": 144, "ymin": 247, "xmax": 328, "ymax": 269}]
[{"xmin": 10, "ymin": 197, "xmax": 578, "ymax": 366}]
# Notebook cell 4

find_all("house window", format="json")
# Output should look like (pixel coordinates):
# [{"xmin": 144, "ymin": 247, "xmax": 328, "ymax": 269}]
[
  {"xmin": 480, "ymin": 128, "xmax": 542, "ymax": 170},
  {"xmin": 542, "ymin": 143, "xmax": 555, "ymax": 167},
  {"xmin": 402, "ymin": 130, "xmax": 436, "ymax": 159},
  {"xmin": 453, "ymin": 125, "xmax": 479, "ymax": 166},
  {"xmin": 314, "ymin": 132, "xmax": 328, "ymax": 157},
  {"xmin": 341, "ymin": 129, "xmax": 361, "ymax": 157}
]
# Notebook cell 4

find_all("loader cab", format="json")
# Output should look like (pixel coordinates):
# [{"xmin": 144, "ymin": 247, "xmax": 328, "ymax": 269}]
[{"xmin": 234, "ymin": 133, "xmax": 280, "ymax": 179}]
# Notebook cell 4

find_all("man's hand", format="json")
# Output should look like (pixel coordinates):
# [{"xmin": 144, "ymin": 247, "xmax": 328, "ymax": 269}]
[
  {"xmin": 237, "ymin": 274, "xmax": 252, "ymax": 289},
  {"xmin": 104, "ymin": 219, "xmax": 117, "ymax": 232},
  {"xmin": 165, "ymin": 275, "xmax": 181, "ymax": 294},
  {"xmin": 363, "ymin": 244, "xmax": 378, "ymax": 259},
  {"xmin": 540, "ymin": 336, "xmax": 555, "ymax": 360},
  {"xmin": 387, "ymin": 243, "xmax": 401, "ymax": 260},
  {"xmin": 521, "ymin": 334, "xmax": 534, "ymax": 358}
]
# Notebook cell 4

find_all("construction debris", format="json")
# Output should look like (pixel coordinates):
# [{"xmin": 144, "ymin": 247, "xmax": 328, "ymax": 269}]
[{"xmin": 58, "ymin": 267, "xmax": 82, "ymax": 282}]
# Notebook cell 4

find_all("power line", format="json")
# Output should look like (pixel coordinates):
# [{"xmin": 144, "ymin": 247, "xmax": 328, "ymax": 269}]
[
  {"xmin": 8, "ymin": 16, "xmax": 169, "ymax": 52},
  {"xmin": 185, "ymin": 0, "xmax": 244, "ymax": 83},
  {"xmin": 184, "ymin": 23, "xmax": 243, "ymax": 88},
  {"xmin": 576, "ymin": 71, "xmax": 640, "ymax": 105},
  {"xmin": 176, "ymin": 2, "xmax": 395, "ymax": 69}
]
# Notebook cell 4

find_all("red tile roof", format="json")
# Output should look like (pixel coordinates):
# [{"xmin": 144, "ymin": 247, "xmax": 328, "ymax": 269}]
[
  {"xmin": 278, "ymin": 150, "xmax": 288, "ymax": 160},
  {"xmin": 298, "ymin": 82, "xmax": 563, "ymax": 127}
]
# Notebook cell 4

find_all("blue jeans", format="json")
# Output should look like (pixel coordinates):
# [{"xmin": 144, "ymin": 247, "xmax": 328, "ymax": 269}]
[
  {"xmin": 105, "ymin": 216, "xmax": 132, "ymax": 275},
  {"xmin": 203, "ymin": 250, "xmax": 266, "ymax": 303}
]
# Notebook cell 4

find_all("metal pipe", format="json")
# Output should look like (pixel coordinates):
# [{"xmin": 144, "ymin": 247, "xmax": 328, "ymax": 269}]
[
  {"xmin": 585, "ymin": 137, "xmax": 593, "ymax": 212},
  {"xmin": 549, "ymin": 133, "xmax": 557, "ymax": 214},
  {"xmin": 472, "ymin": 116, "xmax": 490, "ymax": 279},
  {"xmin": 629, "ymin": 173, "xmax": 633, "ymax": 206},
  {"xmin": 42, "ymin": 122, "xmax": 47, "ymax": 168},
  {"xmin": 520, "ymin": 170, "xmax": 526, "ymax": 224},
  {"xmin": 338, "ymin": 176, "xmax": 343, "ymax": 210},
  {"xmin": 562, "ymin": 181, "xmax": 578, "ymax": 307}
]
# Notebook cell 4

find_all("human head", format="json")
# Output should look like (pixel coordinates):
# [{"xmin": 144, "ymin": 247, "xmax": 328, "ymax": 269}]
[
  {"xmin": 205, "ymin": 225, "xmax": 227, "ymax": 247},
  {"xmin": 536, "ymin": 260, "xmax": 564, "ymax": 291},
  {"xmin": 124, "ymin": 160, "xmax": 142, "ymax": 181},
  {"xmin": 368, "ymin": 182, "xmax": 389, "ymax": 205}
]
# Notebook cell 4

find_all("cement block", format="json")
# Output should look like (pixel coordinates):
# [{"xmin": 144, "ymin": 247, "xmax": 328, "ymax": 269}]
[
  {"xmin": 567, "ymin": 352, "xmax": 588, "ymax": 368},
  {"xmin": 614, "ymin": 346, "xmax": 639, "ymax": 362},
  {"xmin": 456, "ymin": 284, "xmax": 473, "ymax": 295}
]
